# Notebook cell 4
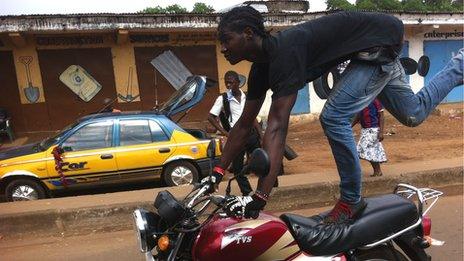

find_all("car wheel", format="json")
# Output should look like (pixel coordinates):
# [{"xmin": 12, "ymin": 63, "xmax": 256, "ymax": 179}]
[
  {"xmin": 5, "ymin": 178, "xmax": 47, "ymax": 201},
  {"xmin": 163, "ymin": 161, "xmax": 199, "ymax": 186}
]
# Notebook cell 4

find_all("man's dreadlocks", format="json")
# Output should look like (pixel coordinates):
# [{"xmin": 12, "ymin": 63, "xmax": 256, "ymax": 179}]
[{"xmin": 218, "ymin": 6, "xmax": 267, "ymax": 38}]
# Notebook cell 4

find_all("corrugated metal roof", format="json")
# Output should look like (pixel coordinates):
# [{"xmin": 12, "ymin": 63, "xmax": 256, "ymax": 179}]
[
  {"xmin": 0, "ymin": 9, "xmax": 462, "ymax": 18},
  {"xmin": 0, "ymin": 10, "xmax": 462, "ymax": 33}
]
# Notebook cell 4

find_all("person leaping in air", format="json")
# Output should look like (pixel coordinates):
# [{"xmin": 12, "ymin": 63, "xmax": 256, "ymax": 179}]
[{"xmin": 204, "ymin": 6, "xmax": 463, "ymax": 223}]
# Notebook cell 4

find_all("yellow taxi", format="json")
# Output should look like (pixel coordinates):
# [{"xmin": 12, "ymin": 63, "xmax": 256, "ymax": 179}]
[{"xmin": 0, "ymin": 76, "xmax": 221, "ymax": 201}]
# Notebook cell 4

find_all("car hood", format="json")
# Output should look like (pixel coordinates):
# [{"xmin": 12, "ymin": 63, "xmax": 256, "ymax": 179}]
[
  {"xmin": 158, "ymin": 75, "xmax": 216, "ymax": 117},
  {"xmin": 0, "ymin": 143, "xmax": 40, "ymax": 161}
]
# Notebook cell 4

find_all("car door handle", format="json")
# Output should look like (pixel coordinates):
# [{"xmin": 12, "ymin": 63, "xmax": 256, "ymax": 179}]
[
  {"xmin": 100, "ymin": 154, "xmax": 114, "ymax": 159},
  {"xmin": 159, "ymin": 148, "xmax": 171, "ymax": 153}
]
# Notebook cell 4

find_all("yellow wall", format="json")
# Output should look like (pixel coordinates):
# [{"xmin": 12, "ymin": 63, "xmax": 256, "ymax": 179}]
[
  {"xmin": 3, "ymin": 31, "xmax": 251, "ymax": 105},
  {"xmin": 11, "ymin": 40, "xmax": 45, "ymax": 104},
  {"xmin": 1, "ymin": 31, "xmax": 221, "ymax": 106},
  {"xmin": 111, "ymin": 43, "xmax": 141, "ymax": 103},
  {"xmin": 215, "ymin": 42, "xmax": 252, "ymax": 93}
]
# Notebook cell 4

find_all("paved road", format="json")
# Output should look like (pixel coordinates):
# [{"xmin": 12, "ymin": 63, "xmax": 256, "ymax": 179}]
[{"xmin": 1, "ymin": 195, "xmax": 462, "ymax": 261}]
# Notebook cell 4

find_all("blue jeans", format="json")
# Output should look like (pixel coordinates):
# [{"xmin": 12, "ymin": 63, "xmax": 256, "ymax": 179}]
[{"xmin": 320, "ymin": 49, "xmax": 463, "ymax": 203}]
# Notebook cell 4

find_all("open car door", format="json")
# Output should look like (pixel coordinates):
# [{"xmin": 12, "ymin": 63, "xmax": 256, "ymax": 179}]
[{"xmin": 158, "ymin": 75, "xmax": 215, "ymax": 118}]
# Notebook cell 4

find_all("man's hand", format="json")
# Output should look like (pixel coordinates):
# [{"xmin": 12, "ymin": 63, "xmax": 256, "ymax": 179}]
[
  {"xmin": 224, "ymin": 193, "xmax": 267, "ymax": 219},
  {"xmin": 200, "ymin": 166, "xmax": 225, "ymax": 193}
]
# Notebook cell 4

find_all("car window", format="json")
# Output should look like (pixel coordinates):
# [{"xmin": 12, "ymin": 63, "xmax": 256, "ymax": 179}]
[
  {"xmin": 149, "ymin": 120, "xmax": 169, "ymax": 142},
  {"xmin": 119, "ymin": 120, "xmax": 153, "ymax": 146},
  {"xmin": 61, "ymin": 121, "xmax": 113, "ymax": 151}
]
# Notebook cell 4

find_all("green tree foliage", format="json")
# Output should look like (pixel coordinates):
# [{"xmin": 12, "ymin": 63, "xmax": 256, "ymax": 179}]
[
  {"xmin": 426, "ymin": 0, "xmax": 462, "ymax": 10},
  {"xmin": 327, "ymin": 0, "xmax": 461, "ymax": 11},
  {"xmin": 374, "ymin": 0, "xmax": 403, "ymax": 9},
  {"xmin": 403, "ymin": 0, "xmax": 428, "ymax": 11},
  {"xmin": 326, "ymin": 0, "xmax": 356, "ymax": 10},
  {"xmin": 165, "ymin": 4, "xmax": 188, "ymax": 13},
  {"xmin": 140, "ymin": 2, "xmax": 214, "ymax": 14},
  {"xmin": 139, "ymin": 6, "xmax": 166, "ymax": 13},
  {"xmin": 356, "ymin": 0, "xmax": 378, "ymax": 9},
  {"xmin": 140, "ymin": 4, "xmax": 187, "ymax": 14},
  {"xmin": 192, "ymin": 2, "xmax": 215, "ymax": 13}
]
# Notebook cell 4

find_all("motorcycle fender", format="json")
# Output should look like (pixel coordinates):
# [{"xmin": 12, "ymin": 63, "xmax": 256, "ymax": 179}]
[{"xmin": 394, "ymin": 228, "xmax": 431, "ymax": 261}]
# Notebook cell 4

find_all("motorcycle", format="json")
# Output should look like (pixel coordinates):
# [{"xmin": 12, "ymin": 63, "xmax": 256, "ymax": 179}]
[{"xmin": 132, "ymin": 140, "xmax": 442, "ymax": 260}]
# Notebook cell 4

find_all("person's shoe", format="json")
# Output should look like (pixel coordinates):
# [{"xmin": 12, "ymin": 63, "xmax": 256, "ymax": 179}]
[{"xmin": 323, "ymin": 198, "xmax": 367, "ymax": 224}]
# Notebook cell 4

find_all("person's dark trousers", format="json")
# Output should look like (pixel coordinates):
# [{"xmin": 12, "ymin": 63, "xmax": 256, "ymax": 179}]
[
  {"xmin": 231, "ymin": 129, "xmax": 261, "ymax": 196},
  {"xmin": 232, "ymin": 150, "xmax": 252, "ymax": 196}
]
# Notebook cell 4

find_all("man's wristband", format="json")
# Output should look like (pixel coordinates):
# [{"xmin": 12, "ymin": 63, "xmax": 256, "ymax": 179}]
[
  {"xmin": 254, "ymin": 190, "xmax": 269, "ymax": 202},
  {"xmin": 213, "ymin": 166, "xmax": 225, "ymax": 176}
]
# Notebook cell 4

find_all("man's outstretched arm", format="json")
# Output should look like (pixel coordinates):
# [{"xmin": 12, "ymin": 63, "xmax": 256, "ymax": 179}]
[
  {"xmin": 257, "ymin": 93, "xmax": 297, "ymax": 195},
  {"xmin": 219, "ymin": 97, "xmax": 265, "ymax": 171}
]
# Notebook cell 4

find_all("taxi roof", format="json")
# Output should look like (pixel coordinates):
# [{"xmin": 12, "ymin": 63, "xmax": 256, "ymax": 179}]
[{"xmin": 77, "ymin": 111, "xmax": 163, "ymax": 123}]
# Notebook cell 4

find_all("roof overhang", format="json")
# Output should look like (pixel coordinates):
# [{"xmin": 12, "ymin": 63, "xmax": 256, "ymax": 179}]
[{"xmin": 0, "ymin": 11, "xmax": 462, "ymax": 34}]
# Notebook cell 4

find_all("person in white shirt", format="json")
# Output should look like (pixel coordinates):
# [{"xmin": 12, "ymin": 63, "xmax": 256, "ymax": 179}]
[{"xmin": 208, "ymin": 70, "xmax": 261, "ymax": 196}]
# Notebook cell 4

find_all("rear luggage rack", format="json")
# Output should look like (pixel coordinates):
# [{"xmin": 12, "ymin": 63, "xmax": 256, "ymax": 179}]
[
  {"xmin": 363, "ymin": 183, "xmax": 443, "ymax": 248},
  {"xmin": 394, "ymin": 183, "xmax": 443, "ymax": 216}
]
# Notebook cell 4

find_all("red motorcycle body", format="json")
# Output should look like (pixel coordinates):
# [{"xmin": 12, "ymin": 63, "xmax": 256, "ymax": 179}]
[{"xmin": 192, "ymin": 212, "xmax": 314, "ymax": 260}]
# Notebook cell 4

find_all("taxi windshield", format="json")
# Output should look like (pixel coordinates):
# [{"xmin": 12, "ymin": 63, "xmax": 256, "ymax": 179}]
[{"xmin": 39, "ymin": 122, "xmax": 77, "ymax": 150}]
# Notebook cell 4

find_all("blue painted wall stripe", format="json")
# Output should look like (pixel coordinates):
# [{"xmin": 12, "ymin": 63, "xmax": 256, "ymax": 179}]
[{"xmin": 291, "ymin": 84, "xmax": 310, "ymax": 115}]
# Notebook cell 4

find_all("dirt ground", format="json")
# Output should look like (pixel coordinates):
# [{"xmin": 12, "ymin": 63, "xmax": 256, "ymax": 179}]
[
  {"xmin": 284, "ymin": 102, "xmax": 463, "ymax": 175},
  {"xmin": 0, "ymin": 103, "xmax": 462, "ymax": 177}
]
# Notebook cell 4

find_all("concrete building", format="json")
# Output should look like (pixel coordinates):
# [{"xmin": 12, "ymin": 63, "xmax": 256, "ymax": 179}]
[{"xmin": 0, "ymin": 5, "xmax": 462, "ymax": 133}]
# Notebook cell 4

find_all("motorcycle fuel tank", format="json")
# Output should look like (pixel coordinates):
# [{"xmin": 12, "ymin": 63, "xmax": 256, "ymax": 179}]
[{"xmin": 192, "ymin": 212, "xmax": 301, "ymax": 260}]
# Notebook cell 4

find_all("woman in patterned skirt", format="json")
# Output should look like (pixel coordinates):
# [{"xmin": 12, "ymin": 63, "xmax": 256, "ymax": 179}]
[{"xmin": 352, "ymin": 98, "xmax": 387, "ymax": 177}]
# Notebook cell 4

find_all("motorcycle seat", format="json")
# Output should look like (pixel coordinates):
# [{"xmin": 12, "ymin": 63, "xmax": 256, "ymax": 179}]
[{"xmin": 280, "ymin": 194, "xmax": 419, "ymax": 256}]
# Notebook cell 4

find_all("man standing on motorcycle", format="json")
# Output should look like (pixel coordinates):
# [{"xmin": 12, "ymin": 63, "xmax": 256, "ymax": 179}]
[{"xmin": 206, "ymin": 6, "xmax": 463, "ymax": 223}]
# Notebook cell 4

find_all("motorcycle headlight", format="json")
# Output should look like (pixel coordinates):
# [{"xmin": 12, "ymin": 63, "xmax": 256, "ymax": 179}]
[{"xmin": 133, "ymin": 208, "xmax": 154, "ymax": 252}]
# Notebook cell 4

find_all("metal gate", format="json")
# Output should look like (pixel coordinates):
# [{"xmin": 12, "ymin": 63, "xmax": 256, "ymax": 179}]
[{"xmin": 424, "ymin": 40, "xmax": 463, "ymax": 103}]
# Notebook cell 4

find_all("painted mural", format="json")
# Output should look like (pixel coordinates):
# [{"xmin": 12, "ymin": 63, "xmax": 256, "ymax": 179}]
[{"xmin": 59, "ymin": 65, "xmax": 102, "ymax": 102}]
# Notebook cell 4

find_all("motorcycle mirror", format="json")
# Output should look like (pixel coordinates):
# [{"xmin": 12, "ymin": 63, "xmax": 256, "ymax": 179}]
[
  {"xmin": 206, "ymin": 139, "xmax": 216, "ymax": 159},
  {"xmin": 417, "ymin": 55, "xmax": 430, "ymax": 77},
  {"xmin": 248, "ymin": 148, "xmax": 270, "ymax": 178},
  {"xmin": 399, "ymin": 57, "xmax": 418, "ymax": 75}
]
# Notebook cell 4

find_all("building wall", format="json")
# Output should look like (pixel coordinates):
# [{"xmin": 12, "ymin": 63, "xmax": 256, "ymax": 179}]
[
  {"xmin": 0, "ymin": 18, "xmax": 462, "ymax": 133},
  {"xmin": 307, "ymin": 24, "xmax": 463, "ymax": 115},
  {"xmin": 0, "ymin": 31, "xmax": 220, "ymax": 133}
]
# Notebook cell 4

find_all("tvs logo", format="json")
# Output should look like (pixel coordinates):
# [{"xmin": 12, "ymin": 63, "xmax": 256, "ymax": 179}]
[
  {"xmin": 235, "ymin": 235, "xmax": 252, "ymax": 244},
  {"xmin": 221, "ymin": 229, "xmax": 253, "ymax": 249}
]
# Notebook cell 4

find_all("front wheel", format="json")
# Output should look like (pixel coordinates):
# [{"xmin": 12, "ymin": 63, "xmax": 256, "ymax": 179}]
[
  {"xmin": 5, "ymin": 178, "xmax": 47, "ymax": 201},
  {"xmin": 355, "ymin": 245, "xmax": 408, "ymax": 261},
  {"xmin": 163, "ymin": 161, "xmax": 199, "ymax": 186}
]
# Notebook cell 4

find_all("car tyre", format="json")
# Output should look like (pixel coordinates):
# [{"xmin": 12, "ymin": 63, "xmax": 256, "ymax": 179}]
[
  {"xmin": 5, "ymin": 178, "xmax": 47, "ymax": 201},
  {"xmin": 163, "ymin": 161, "xmax": 199, "ymax": 186}
]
